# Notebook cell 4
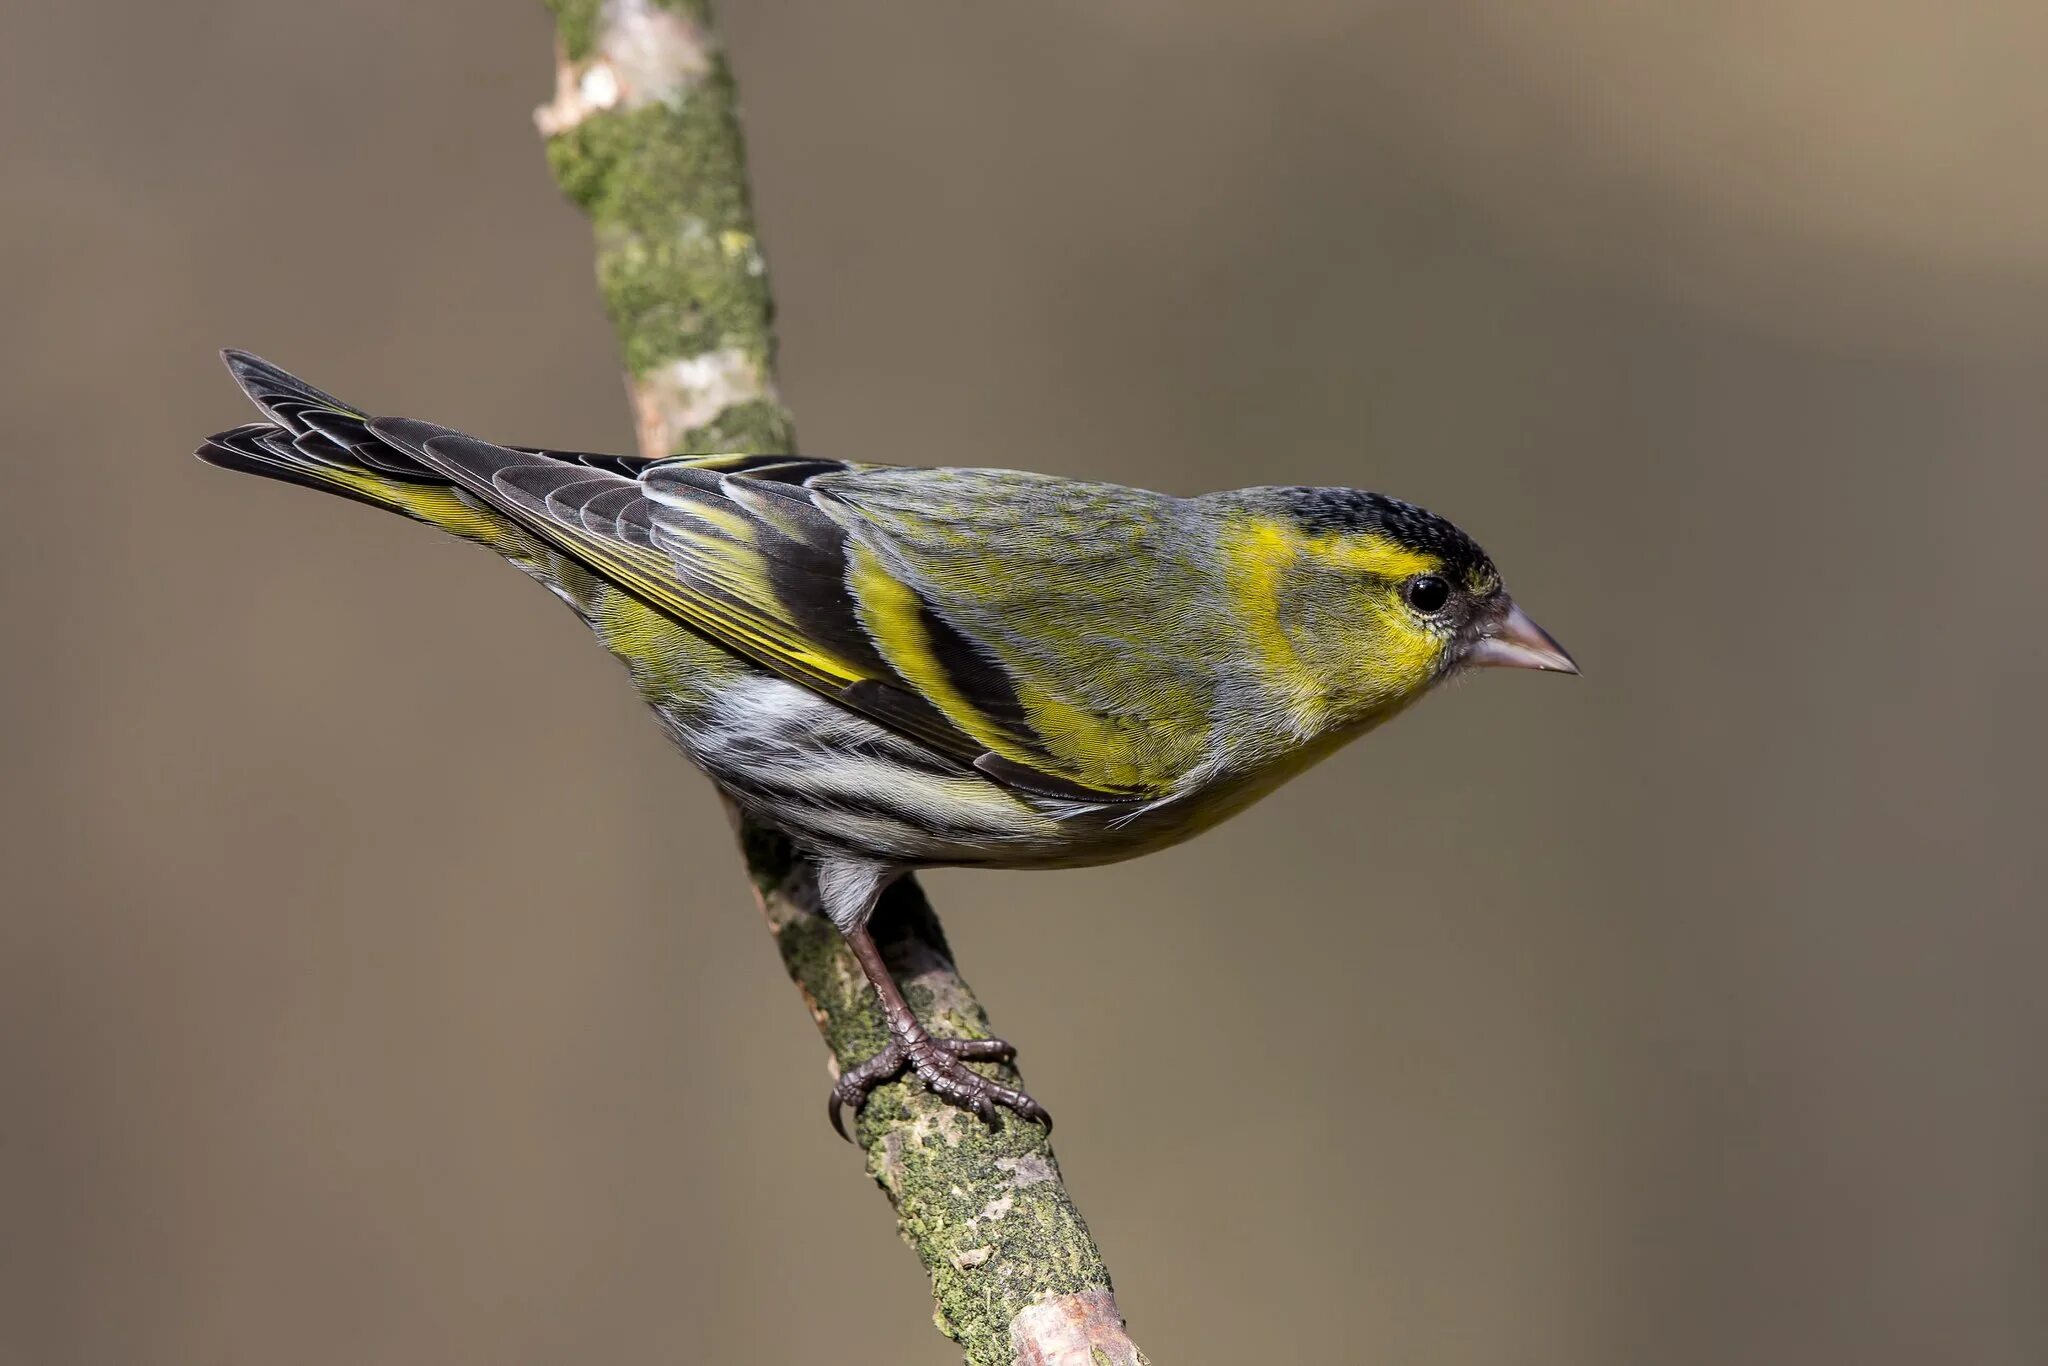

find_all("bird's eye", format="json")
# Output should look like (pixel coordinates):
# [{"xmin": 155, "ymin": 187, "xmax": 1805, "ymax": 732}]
[{"xmin": 1404, "ymin": 575, "xmax": 1451, "ymax": 615}]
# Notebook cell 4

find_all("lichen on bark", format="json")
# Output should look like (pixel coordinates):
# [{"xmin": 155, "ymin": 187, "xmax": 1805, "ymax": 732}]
[
  {"xmin": 545, "ymin": 0, "xmax": 713, "ymax": 66},
  {"xmin": 535, "ymin": 4, "xmax": 1146, "ymax": 1361},
  {"xmin": 756, "ymin": 859, "xmax": 1140, "ymax": 1364},
  {"xmin": 538, "ymin": 0, "xmax": 784, "ymax": 457}
]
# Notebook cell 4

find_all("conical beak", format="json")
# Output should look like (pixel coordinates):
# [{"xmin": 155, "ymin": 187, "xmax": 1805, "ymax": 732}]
[{"xmin": 1467, "ymin": 601, "xmax": 1579, "ymax": 674}]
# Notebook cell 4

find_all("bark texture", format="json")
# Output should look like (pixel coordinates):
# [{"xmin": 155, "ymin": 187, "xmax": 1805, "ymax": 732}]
[{"xmin": 535, "ymin": 4, "xmax": 1147, "ymax": 1362}]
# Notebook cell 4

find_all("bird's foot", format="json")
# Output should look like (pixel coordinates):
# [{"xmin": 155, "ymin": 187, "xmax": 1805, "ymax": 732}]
[{"xmin": 829, "ymin": 1035, "xmax": 1050, "ymax": 1140}]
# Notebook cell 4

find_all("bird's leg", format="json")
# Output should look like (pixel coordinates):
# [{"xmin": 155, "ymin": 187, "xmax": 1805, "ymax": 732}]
[{"xmin": 828, "ymin": 921, "xmax": 1050, "ymax": 1140}]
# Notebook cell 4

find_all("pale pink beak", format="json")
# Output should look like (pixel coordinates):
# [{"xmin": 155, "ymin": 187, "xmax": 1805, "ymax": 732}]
[{"xmin": 1467, "ymin": 601, "xmax": 1579, "ymax": 674}]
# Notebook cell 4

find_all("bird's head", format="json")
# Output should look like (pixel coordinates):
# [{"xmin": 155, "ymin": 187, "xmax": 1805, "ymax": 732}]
[{"xmin": 1214, "ymin": 486, "xmax": 1576, "ymax": 733}]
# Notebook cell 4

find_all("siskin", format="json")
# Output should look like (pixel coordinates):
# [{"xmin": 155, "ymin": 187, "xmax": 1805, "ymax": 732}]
[{"xmin": 197, "ymin": 352, "xmax": 1576, "ymax": 1134}]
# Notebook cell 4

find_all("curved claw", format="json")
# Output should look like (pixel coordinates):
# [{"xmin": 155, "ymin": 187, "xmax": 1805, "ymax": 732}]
[
  {"xmin": 980, "ymin": 1082, "xmax": 1050, "ymax": 1134},
  {"xmin": 1020, "ymin": 1096, "xmax": 1052, "ymax": 1135},
  {"xmin": 828, "ymin": 1039, "xmax": 911, "ymax": 1143},
  {"xmin": 828, "ymin": 1090, "xmax": 851, "ymax": 1143}
]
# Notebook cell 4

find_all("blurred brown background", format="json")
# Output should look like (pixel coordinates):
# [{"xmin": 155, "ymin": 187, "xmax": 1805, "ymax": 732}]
[{"xmin": 4, "ymin": 2, "xmax": 2044, "ymax": 1362}]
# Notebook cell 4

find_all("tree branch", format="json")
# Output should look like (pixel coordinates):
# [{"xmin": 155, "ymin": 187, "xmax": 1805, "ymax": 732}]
[{"xmin": 533, "ymin": 4, "xmax": 1146, "ymax": 1361}]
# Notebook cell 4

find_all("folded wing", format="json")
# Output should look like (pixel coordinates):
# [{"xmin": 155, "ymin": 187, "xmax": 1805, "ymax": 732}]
[{"xmin": 374, "ymin": 425, "xmax": 1194, "ymax": 804}]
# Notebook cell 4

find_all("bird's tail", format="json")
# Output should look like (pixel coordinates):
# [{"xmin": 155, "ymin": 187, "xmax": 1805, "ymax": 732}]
[
  {"xmin": 195, "ymin": 350, "xmax": 508, "ymax": 545},
  {"xmin": 191, "ymin": 352, "xmax": 721, "ymax": 686}
]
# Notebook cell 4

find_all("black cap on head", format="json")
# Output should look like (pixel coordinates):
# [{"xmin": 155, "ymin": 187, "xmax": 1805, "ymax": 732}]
[{"xmin": 1273, "ymin": 487, "xmax": 1499, "ymax": 591}]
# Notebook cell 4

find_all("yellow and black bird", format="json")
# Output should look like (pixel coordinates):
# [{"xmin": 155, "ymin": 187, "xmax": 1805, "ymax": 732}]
[{"xmin": 198, "ymin": 351, "xmax": 1576, "ymax": 1134}]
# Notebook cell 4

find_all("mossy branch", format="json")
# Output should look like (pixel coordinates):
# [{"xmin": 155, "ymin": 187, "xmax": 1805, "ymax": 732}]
[{"xmin": 534, "ymin": 3, "xmax": 1147, "ymax": 1361}]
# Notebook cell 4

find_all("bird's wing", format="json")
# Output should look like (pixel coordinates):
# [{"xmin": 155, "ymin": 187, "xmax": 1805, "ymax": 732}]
[
  {"xmin": 372, "ymin": 425, "xmax": 1193, "ymax": 803},
  {"xmin": 807, "ymin": 466, "xmax": 1222, "ymax": 799}
]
